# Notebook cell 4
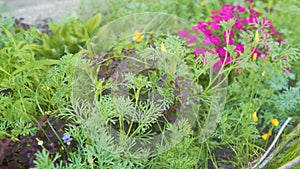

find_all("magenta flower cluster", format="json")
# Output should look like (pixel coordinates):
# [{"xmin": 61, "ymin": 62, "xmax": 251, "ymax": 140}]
[{"xmin": 179, "ymin": 1, "xmax": 284, "ymax": 72}]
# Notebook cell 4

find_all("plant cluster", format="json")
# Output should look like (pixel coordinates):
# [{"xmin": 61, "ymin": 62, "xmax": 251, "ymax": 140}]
[
  {"xmin": 0, "ymin": 114, "xmax": 76, "ymax": 168},
  {"xmin": 0, "ymin": 0, "xmax": 299, "ymax": 168}
]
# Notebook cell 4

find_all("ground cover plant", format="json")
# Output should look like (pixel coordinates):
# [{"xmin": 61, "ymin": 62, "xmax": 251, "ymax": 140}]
[{"xmin": 0, "ymin": 0, "xmax": 300, "ymax": 168}]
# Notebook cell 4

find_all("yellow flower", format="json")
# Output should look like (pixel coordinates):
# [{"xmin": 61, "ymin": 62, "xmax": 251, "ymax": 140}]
[
  {"xmin": 161, "ymin": 42, "xmax": 167, "ymax": 54},
  {"xmin": 45, "ymin": 111, "xmax": 51, "ymax": 115},
  {"xmin": 132, "ymin": 30, "xmax": 144, "ymax": 43},
  {"xmin": 254, "ymin": 30, "xmax": 259, "ymax": 42},
  {"xmin": 262, "ymin": 133, "xmax": 270, "ymax": 140},
  {"xmin": 270, "ymin": 118, "xmax": 279, "ymax": 127},
  {"xmin": 252, "ymin": 112, "xmax": 258, "ymax": 122},
  {"xmin": 200, "ymin": 1, "xmax": 205, "ymax": 6},
  {"xmin": 11, "ymin": 137, "xmax": 20, "ymax": 142},
  {"xmin": 253, "ymin": 52, "xmax": 257, "ymax": 61},
  {"xmin": 42, "ymin": 85, "xmax": 51, "ymax": 91}
]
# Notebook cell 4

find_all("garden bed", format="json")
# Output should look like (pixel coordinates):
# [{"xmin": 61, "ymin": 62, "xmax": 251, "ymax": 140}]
[{"xmin": 0, "ymin": 0, "xmax": 300, "ymax": 168}]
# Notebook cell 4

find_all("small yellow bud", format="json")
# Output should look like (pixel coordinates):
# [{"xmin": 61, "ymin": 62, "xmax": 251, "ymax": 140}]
[
  {"xmin": 254, "ymin": 30, "xmax": 259, "ymax": 42},
  {"xmin": 161, "ymin": 42, "xmax": 167, "ymax": 54},
  {"xmin": 262, "ymin": 133, "xmax": 270, "ymax": 140},
  {"xmin": 200, "ymin": 1, "xmax": 205, "ymax": 6},
  {"xmin": 42, "ymin": 85, "xmax": 51, "ymax": 91},
  {"xmin": 45, "ymin": 111, "xmax": 51, "ymax": 115},
  {"xmin": 35, "ymin": 137, "xmax": 44, "ymax": 145},
  {"xmin": 11, "ymin": 137, "xmax": 20, "ymax": 142},
  {"xmin": 270, "ymin": 118, "xmax": 279, "ymax": 127},
  {"xmin": 253, "ymin": 53, "xmax": 257, "ymax": 61},
  {"xmin": 268, "ymin": 129, "xmax": 272, "ymax": 136},
  {"xmin": 252, "ymin": 112, "xmax": 258, "ymax": 122}
]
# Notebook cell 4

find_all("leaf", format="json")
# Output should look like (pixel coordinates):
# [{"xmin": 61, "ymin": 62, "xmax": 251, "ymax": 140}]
[
  {"xmin": 86, "ymin": 13, "xmax": 102, "ymax": 35},
  {"xmin": 41, "ymin": 34, "xmax": 52, "ymax": 50},
  {"xmin": 0, "ymin": 25, "xmax": 16, "ymax": 47},
  {"xmin": 48, "ymin": 22, "xmax": 61, "ymax": 35},
  {"xmin": 0, "ymin": 66, "xmax": 11, "ymax": 76},
  {"xmin": 12, "ymin": 59, "xmax": 60, "ymax": 75}
]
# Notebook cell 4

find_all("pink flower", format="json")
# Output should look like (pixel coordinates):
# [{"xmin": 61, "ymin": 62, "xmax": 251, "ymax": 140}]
[
  {"xmin": 249, "ymin": 8, "xmax": 260, "ymax": 17},
  {"xmin": 212, "ymin": 57, "xmax": 232, "ymax": 72},
  {"xmin": 277, "ymin": 38, "xmax": 285, "ymax": 43},
  {"xmin": 236, "ymin": 5, "xmax": 246, "ymax": 13},
  {"xmin": 221, "ymin": 14, "xmax": 234, "ymax": 22},
  {"xmin": 178, "ymin": 29, "xmax": 189, "ymax": 38},
  {"xmin": 203, "ymin": 36, "xmax": 211, "ymax": 45},
  {"xmin": 211, "ymin": 16, "xmax": 222, "ymax": 22},
  {"xmin": 212, "ymin": 59, "xmax": 223, "ymax": 72},
  {"xmin": 223, "ymin": 30, "xmax": 235, "ymax": 37},
  {"xmin": 194, "ymin": 48, "xmax": 206, "ymax": 56},
  {"xmin": 240, "ymin": 18, "xmax": 249, "ymax": 24},
  {"xmin": 222, "ymin": 4, "xmax": 233, "ymax": 9},
  {"xmin": 234, "ymin": 43, "xmax": 244, "ymax": 56},
  {"xmin": 248, "ymin": 16, "xmax": 259, "ymax": 24},
  {"xmin": 197, "ymin": 26, "xmax": 212, "ymax": 35},
  {"xmin": 223, "ymin": 30, "xmax": 235, "ymax": 45},
  {"xmin": 251, "ymin": 49, "xmax": 262, "ymax": 59},
  {"xmin": 210, "ymin": 22, "xmax": 220, "ymax": 30},
  {"xmin": 224, "ymin": 38, "xmax": 235, "ymax": 45},
  {"xmin": 211, "ymin": 10, "xmax": 218, "ymax": 15},
  {"xmin": 233, "ymin": 20, "xmax": 244, "ymax": 30},
  {"xmin": 234, "ymin": 44, "xmax": 244, "ymax": 52},
  {"xmin": 187, "ymin": 35, "xmax": 196, "ymax": 44},
  {"xmin": 216, "ymin": 46, "xmax": 227, "ymax": 56},
  {"xmin": 210, "ymin": 36, "xmax": 221, "ymax": 45},
  {"xmin": 197, "ymin": 21, "xmax": 206, "ymax": 26},
  {"xmin": 192, "ymin": 26, "xmax": 198, "ymax": 30},
  {"xmin": 261, "ymin": 18, "xmax": 272, "ymax": 28},
  {"xmin": 220, "ymin": 56, "xmax": 232, "ymax": 64},
  {"xmin": 178, "ymin": 3, "xmax": 285, "ymax": 73},
  {"xmin": 284, "ymin": 67, "xmax": 291, "ymax": 73}
]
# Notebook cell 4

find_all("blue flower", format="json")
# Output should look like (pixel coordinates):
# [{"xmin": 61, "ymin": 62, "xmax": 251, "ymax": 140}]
[{"xmin": 62, "ymin": 133, "xmax": 73, "ymax": 144}]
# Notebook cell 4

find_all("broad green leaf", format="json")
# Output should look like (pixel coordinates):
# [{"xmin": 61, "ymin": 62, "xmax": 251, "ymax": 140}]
[
  {"xmin": 49, "ymin": 22, "xmax": 61, "ymax": 35},
  {"xmin": 42, "ymin": 34, "xmax": 52, "ymax": 50},
  {"xmin": 12, "ymin": 59, "xmax": 60, "ymax": 75},
  {"xmin": 86, "ymin": 13, "xmax": 102, "ymax": 35}
]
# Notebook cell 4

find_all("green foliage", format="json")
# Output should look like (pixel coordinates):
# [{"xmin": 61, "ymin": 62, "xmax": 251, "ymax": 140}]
[
  {"xmin": 0, "ymin": 15, "xmax": 79, "ymax": 139},
  {"xmin": 33, "ymin": 149, "xmax": 62, "ymax": 169},
  {"xmin": 36, "ymin": 14, "xmax": 101, "ymax": 59},
  {"xmin": 263, "ymin": 124, "xmax": 300, "ymax": 168},
  {"xmin": 1, "ymin": 0, "xmax": 300, "ymax": 168},
  {"xmin": 0, "ymin": 16, "xmax": 15, "ymax": 48}
]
